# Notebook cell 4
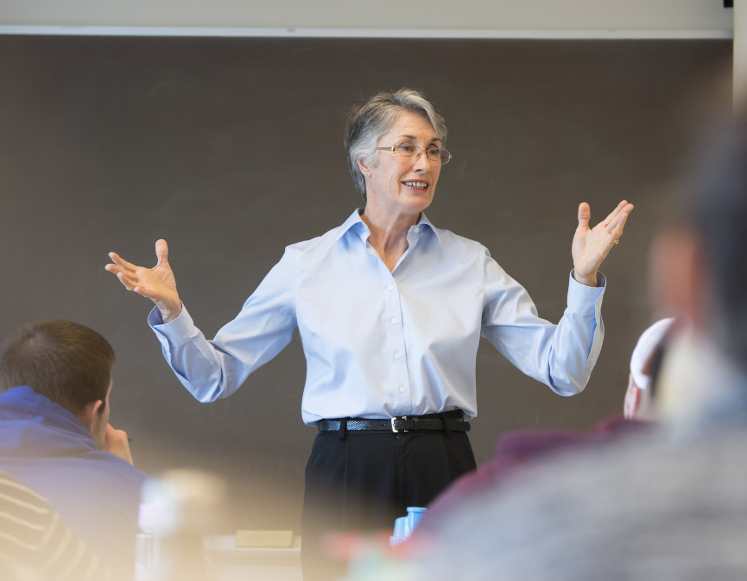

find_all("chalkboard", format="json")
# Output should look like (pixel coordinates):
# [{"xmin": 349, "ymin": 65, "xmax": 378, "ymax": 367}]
[{"xmin": 0, "ymin": 35, "xmax": 730, "ymax": 531}]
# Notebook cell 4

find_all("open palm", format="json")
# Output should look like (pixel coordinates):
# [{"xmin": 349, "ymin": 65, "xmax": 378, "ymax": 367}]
[
  {"xmin": 572, "ymin": 200, "xmax": 634, "ymax": 286},
  {"xmin": 105, "ymin": 239, "xmax": 182, "ymax": 322}
]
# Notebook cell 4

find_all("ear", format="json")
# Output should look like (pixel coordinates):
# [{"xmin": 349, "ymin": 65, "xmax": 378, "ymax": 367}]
[
  {"xmin": 356, "ymin": 157, "xmax": 372, "ymax": 178},
  {"xmin": 623, "ymin": 374, "xmax": 642, "ymax": 419},
  {"xmin": 76, "ymin": 400, "xmax": 104, "ymax": 433}
]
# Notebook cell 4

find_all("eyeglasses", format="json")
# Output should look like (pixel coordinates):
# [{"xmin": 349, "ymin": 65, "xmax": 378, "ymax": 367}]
[{"xmin": 375, "ymin": 143, "xmax": 452, "ymax": 165}]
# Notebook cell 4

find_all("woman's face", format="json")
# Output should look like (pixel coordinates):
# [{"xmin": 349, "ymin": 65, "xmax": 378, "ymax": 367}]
[{"xmin": 362, "ymin": 112, "xmax": 443, "ymax": 217}]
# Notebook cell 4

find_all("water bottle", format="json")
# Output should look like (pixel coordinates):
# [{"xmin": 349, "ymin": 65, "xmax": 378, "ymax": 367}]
[{"xmin": 390, "ymin": 507, "xmax": 427, "ymax": 546}]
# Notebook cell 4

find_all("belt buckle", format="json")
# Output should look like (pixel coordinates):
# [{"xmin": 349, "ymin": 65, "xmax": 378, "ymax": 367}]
[{"xmin": 391, "ymin": 416, "xmax": 408, "ymax": 433}]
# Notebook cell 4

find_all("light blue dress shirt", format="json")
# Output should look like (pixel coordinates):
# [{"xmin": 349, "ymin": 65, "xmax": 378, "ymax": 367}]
[{"xmin": 149, "ymin": 209, "xmax": 605, "ymax": 425}]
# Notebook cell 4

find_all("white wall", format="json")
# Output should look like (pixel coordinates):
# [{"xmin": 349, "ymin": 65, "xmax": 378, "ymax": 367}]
[
  {"xmin": 736, "ymin": 1, "xmax": 747, "ymax": 103},
  {"xmin": 0, "ymin": 0, "xmax": 734, "ymax": 32}
]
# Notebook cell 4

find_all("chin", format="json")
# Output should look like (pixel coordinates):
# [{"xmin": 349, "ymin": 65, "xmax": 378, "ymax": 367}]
[
  {"xmin": 409, "ymin": 198, "xmax": 433, "ymax": 213},
  {"xmin": 401, "ymin": 192, "xmax": 433, "ymax": 211}
]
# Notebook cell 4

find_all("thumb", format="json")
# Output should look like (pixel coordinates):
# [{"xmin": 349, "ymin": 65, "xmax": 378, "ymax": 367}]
[
  {"xmin": 577, "ymin": 202, "xmax": 591, "ymax": 229},
  {"xmin": 155, "ymin": 239, "xmax": 169, "ymax": 267}
]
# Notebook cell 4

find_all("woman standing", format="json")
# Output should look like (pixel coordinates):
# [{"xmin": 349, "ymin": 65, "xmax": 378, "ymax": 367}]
[{"xmin": 106, "ymin": 89, "xmax": 632, "ymax": 580}]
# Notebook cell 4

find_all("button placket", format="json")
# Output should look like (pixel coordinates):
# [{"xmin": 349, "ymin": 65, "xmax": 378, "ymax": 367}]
[
  {"xmin": 362, "ymin": 231, "xmax": 410, "ymax": 413},
  {"xmin": 384, "ymin": 274, "xmax": 410, "ymax": 414}
]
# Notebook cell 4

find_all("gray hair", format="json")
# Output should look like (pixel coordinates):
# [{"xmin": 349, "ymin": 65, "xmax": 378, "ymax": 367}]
[{"xmin": 345, "ymin": 88, "xmax": 448, "ymax": 202}]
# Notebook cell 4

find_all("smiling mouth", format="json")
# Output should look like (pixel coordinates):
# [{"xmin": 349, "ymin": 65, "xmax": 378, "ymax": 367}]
[{"xmin": 402, "ymin": 181, "xmax": 428, "ymax": 190}]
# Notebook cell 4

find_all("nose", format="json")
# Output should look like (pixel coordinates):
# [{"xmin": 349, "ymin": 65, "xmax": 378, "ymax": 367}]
[{"xmin": 412, "ymin": 147, "xmax": 431, "ymax": 173}]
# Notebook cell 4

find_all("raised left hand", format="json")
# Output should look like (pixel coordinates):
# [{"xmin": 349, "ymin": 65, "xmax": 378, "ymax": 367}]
[{"xmin": 572, "ymin": 200, "xmax": 634, "ymax": 286}]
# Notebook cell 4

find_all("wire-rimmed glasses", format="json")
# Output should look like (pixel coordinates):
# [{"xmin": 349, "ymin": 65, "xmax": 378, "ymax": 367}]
[{"xmin": 375, "ymin": 143, "xmax": 452, "ymax": 165}]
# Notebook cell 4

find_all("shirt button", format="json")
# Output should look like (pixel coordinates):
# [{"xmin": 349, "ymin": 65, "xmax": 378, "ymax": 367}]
[
  {"xmin": 388, "ymin": 285, "xmax": 394, "ymax": 291},
  {"xmin": 391, "ymin": 318, "xmax": 398, "ymax": 325},
  {"xmin": 414, "ymin": 226, "xmax": 420, "ymax": 233},
  {"xmin": 395, "ymin": 352, "xmax": 402, "ymax": 359},
  {"xmin": 399, "ymin": 386, "xmax": 407, "ymax": 393}
]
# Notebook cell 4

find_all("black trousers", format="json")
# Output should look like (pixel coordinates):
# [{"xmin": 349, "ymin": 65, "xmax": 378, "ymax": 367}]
[{"xmin": 301, "ymin": 414, "xmax": 476, "ymax": 581}]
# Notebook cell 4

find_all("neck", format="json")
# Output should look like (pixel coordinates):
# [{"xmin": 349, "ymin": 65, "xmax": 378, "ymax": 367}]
[{"xmin": 361, "ymin": 200, "xmax": 420, "ymax": 257}]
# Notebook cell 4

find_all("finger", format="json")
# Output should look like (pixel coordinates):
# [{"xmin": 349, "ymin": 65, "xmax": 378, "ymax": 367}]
[
  {"xmin": 606, "ymin": 206, "xmax": 632, "ymax": 236},
  {"xmin": 133, "ymin": 285, "xmax": 162, "ymax": 301},
  {"xmin": 108, "ymin": 252, "xmax": 138, "ymax": 273},
  {"xmin": 615, "ymin": 213, "xmax": 630, "ymax": 239},
  {"xmin": 577, "ymin": 202, "xmax": 591, "ymax": 230},
  {"xmin": 600, "ymin": 200, "xmax": 627, "ymax": 226},
  {"xmin": 116, "ymin": 272, "xmax": 138, "ymax": 291},
  {"xmin": 155, "ymin": 239, "xmax": 169, "ymax": 267},
  {"xmin": 105, "ymin": 424, "xmax": 127, "ymax": 440},
  {"xmin": 601, "ymin": 200, "xmax": 627, "ymax": 226},
  {"xmin": 105, "ymin": 263, "xmax": 123, "ymax": 275},
  {"xmin": 598, "ymin": 232, "xmax": 617, "ymax": 255},
  {"xmin": 615, "ymin": 202, "xmax": 634, "ymax": 219},
  {"xmin": 105, "ymin": 264, "xmax": 137, "ymax": 288},
  {"xmin": 104, "ymin": 424, "xmax": 133, "ymax": 464},
  {"xmin": 105, "ymin": 263, "xmax": 140, "ymax": 277}
]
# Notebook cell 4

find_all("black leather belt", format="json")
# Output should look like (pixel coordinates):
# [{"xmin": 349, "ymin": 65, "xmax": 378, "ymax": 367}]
[{"xmin": 318, "ymin": 415, "xmax": 470, "ymax": 433}]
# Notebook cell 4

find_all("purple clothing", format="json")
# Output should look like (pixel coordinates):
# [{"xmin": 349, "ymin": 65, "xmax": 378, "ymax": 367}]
[
  {"xmin": 416, "ymin": 415, "xmax": 649, "ymax": 534},
  {"xmin": 0, "ymin": 386, "xmax": 148, "ymax": 580}
]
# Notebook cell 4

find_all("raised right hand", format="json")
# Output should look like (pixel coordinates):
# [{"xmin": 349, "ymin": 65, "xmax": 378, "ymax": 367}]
[{"xmin": 105, "ymin": 239, "xmax": 182, "ymax": 323}]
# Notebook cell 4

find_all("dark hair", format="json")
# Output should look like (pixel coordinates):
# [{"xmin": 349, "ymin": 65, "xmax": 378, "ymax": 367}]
[
  {"xmin": 686, "ymin": 111, "xmax": 747, "ymax": 370},
  {"xmin": 0, "ymin": 320, "xmax": 115, "ymax": 415},
  {"xmin": 345, "ymin": 88, "xmax": 448, "ymax": 202}
]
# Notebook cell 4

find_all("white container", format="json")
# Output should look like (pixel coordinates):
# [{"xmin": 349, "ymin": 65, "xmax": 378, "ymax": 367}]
[{"xmin": 202, "ymin": 535, "xmax": 302, "ymax": 581}]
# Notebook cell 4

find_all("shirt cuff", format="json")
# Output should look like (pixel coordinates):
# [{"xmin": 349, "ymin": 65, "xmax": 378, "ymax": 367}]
[
  {"xmin": 567, "ymin": 270, "xmax": 606, "ymax": 315},
  {"xmin": 147, "ymin": 303, "xmax": 196, "ymax": 348}
]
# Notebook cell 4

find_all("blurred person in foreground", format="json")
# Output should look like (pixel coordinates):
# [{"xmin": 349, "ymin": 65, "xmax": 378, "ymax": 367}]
[
  {"xmin": 410, "ymin": 317, "xmax": 671, "ymax": 538},
  {"xmin": 386, "ymin": 103, "xmax": 747, "ymax": 581},
  {"xmin": 0, "ymin": 320, "xmax": 148, "ymax": 580}
]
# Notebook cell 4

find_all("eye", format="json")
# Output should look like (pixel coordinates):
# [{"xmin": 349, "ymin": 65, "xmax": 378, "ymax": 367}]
[
  {"xmin": 426, "ymin": 148, "xmax": 441, "ymax": 156},
  {"xmin": 396, "ymin": 143, "xmax": 416, "ymax": 153}
]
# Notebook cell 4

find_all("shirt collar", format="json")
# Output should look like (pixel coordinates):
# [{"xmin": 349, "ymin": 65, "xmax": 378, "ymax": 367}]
[
  {"xmin": 335, "ymin": 209, "xmax": 366, "ymax": 241},
  {"xmin": 416, "ymin": 212, "xmax": 441, "ymax": 244},
  {"xmin": 335, "ymin": 208, "xmax": 441, "ymax": 244}
]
